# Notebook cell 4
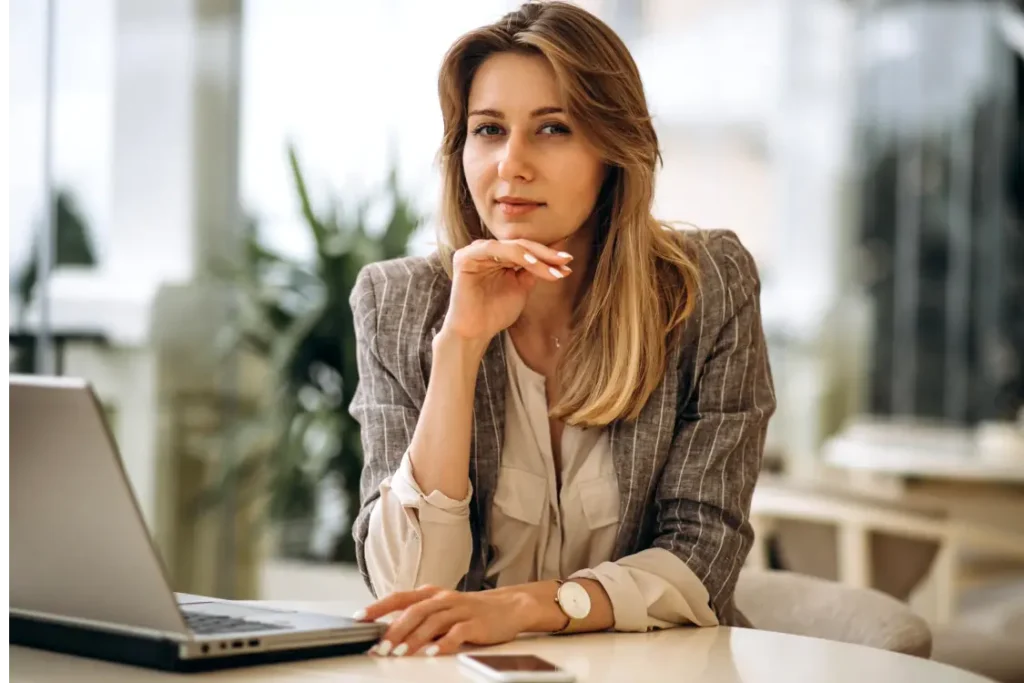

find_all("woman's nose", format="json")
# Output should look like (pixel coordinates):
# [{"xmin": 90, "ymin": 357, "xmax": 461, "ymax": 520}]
[{"xmin": 497, "ymin": 134, "xmax": 534, "ymax": 183}]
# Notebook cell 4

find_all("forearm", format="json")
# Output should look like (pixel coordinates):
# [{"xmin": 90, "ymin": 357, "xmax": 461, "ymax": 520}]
[
  {"xmin": 363, "ymin": 487, "xmax": 472, "ymax": 596},
  {"xmin": 407, "ymin": 328, "xmax": 489, "ymax": 500},
  {"xmin": 497, "ymin": 579, "xmax": 615, "ymax": 635}
]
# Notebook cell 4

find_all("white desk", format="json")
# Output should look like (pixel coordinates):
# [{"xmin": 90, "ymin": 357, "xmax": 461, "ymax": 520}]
[
  {"xmin": 11, "ymin": 601, "xmax": 995, "ymax": 683},
  {"xmin": 819, "ymin": 419, "xmax": 1024, "ymax": 483},
  {"xmin": 827, "ymin": 450, "xmax": 1024, "ymax": 484}
]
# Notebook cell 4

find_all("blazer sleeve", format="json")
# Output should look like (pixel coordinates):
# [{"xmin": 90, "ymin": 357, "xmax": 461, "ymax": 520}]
[
  {"xmin": 347, "ymin": 265, "xmax": 415, "ymax": 593},
  {"xmin": 349, "ymin": 262, "xmax": 475, "ymax": 598},
  {"xmin": 652, "ymin": 232, "xmax": 777, "ymax": 620}
]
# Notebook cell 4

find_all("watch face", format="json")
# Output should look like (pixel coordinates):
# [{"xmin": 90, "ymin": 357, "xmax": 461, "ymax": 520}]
[{"xmin": 558, "ymin": 581, "xmax": 591, "ymax": 620}]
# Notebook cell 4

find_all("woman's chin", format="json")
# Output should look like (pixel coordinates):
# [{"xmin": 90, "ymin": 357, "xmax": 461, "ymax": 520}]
[{"xmin": 489, "ymin": 221, "xmax": 567, "ymax": 246}]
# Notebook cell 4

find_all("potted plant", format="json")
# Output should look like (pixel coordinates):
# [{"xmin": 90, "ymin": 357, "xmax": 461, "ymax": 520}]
[{"xmin": 213, "ymin": 143, "xmax": 421, "ymax": 562}]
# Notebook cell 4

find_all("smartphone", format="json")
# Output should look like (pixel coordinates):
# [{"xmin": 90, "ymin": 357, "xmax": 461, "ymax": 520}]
[{"xmin": 456, "ymin": 653, "xmax": 576, "ymax": 683}]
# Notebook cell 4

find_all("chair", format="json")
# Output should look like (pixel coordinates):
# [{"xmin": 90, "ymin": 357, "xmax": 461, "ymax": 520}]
[
  {"xmin": 748, "ymin": 475, "xmax": 1024, "ymax": 682},
  {"xmin": 735, "ymin": 568, "xmax": 933, "ymax": 658}
]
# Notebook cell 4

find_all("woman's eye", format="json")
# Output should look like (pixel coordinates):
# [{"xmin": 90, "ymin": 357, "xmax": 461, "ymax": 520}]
[
  {"xmin": 472, "ymin": 123, "xmax": 503, "ymax": 137},
  {"xmin": 539, "ymin": 122, "xmax": 571, "ymax": 135}
]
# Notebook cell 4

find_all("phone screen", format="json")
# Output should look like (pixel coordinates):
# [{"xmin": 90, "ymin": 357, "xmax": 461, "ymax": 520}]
[{"xmin": 466, "ymin": 654, "xmax": 561, "ymax": 672}]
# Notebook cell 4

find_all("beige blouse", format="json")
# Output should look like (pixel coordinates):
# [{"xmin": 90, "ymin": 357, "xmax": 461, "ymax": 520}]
[{"xmin": 363, "ymin": 332, "xmax": 719, "ymax": 632}]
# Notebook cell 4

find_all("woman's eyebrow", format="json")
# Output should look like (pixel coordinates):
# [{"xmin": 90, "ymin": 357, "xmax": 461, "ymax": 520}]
[{"xmin": 467, "ymin": 106, "xmax": 565, "ymax": 119}]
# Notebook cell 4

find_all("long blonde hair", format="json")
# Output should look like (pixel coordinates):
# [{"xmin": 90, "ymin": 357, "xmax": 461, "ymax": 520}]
[{"xmin": 436, "ymin": 1, "xmax": 700, "ymax": 427}]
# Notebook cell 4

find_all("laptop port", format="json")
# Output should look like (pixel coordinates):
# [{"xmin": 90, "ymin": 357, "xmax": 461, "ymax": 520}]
[
  {"xmin": 231, "ymin": 640, "xmax": 244, "ymax": 649},
  {"xmin": 248, "ymin": 639, "xmax": 260, "ymax": 647},
  {"xmin": 201, "ymin": 645, "xmax": 209, "ymax": 654}
]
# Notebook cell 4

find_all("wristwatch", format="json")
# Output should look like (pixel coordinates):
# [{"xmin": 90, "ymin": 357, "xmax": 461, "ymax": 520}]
[{"xmin": 553, "ymin": 580, "xmax": 591, "ymax": 633}]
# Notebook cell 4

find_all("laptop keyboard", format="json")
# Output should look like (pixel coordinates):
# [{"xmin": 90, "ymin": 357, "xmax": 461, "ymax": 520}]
[{"xmin": 182, "ymin": 610, "xmax": 291, "ymax": 635}]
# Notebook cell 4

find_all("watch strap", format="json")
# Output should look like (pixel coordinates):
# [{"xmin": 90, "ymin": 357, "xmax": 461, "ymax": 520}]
[{"xmin": 552, "ymin": 580, "xmax": 576, "ymax": 634}]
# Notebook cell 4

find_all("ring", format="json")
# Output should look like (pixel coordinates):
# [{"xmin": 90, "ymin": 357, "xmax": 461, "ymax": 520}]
[{"xmin": 492, "ymin": 256, "xmax": 500, "ymax": 263}]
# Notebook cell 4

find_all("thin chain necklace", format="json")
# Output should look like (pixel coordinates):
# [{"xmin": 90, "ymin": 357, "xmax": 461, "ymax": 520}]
[{"xmin": 510, "ymin": 320, "xmax": 565, "ymax": 350}]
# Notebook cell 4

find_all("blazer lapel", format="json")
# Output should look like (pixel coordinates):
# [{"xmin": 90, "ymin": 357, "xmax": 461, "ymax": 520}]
[
  {"xmin": 610, "ymin": 341, "xmax": 682, "ymax": 560},
  {"xmin": 472, "ymin": 334, "xmax": 507, "ymax": 529},
  {"xmin": 464, "ymin": 333, "xmax": 507, "ymax": 588}
]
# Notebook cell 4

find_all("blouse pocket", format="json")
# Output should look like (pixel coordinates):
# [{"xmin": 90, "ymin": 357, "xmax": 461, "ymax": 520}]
[
  {"xmin": 578, "ymin": 475, "xmax": 621, "ymax": 530},
  {"xmin": 492, "ymin": 467, "xmax": 546, "ymax": 526}
]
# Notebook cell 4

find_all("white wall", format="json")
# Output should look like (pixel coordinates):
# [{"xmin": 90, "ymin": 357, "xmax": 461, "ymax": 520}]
[{"xmin": 238, "ymin": 0, "xmax": 520, "ymax": 261}]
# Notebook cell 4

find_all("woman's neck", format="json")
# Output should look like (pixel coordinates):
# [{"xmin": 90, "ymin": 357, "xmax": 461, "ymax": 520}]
[{"xmin": 514, "ymin": 223, "xmax": 594, "ymax": 342}]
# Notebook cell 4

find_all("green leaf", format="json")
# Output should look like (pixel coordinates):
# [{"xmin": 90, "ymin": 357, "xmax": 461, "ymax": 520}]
[
  {"xmin": 214, "ymin": 142, "xmax": 421, "ymax": 545},
  {"xmin": 287, "ymin": 142, "xmax": 328, "ymax": 255}
]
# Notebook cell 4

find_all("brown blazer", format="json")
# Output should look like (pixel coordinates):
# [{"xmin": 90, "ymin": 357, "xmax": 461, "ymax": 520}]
[{"xmin": 348, "ymin": 229, "xmax": 776, "ymax": 626}]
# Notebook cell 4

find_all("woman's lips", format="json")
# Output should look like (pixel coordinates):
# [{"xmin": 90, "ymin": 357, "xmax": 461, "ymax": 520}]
[{"xmin": 497, "ymin": 201, "xmax": 544, "ymax": 217}]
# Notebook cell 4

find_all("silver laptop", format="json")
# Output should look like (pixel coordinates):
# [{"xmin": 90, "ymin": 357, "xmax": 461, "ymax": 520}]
[{"xmin": 9, "ymin": 374, "xmax": 385, "ymax": 672}]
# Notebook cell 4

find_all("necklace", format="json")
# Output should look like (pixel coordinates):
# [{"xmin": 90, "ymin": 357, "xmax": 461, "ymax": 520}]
[{"xmin": 510, "ymin": 320, "xmax": 564, "ymax": 350}]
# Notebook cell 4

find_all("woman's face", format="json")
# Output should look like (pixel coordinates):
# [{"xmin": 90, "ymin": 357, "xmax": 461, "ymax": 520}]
[{"xmin": 462, "ymin": 52, "xmax": 605, "ymax": 246}]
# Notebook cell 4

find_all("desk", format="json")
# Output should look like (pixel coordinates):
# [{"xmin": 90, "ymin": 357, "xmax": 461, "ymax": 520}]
[
  {"xmin": 11, "ymin": 601, "xmax": 994, "ymax": 683},
  {"xmin": 824, "ymin": 429, "xmax": 1024, "ymax": 485},
  {"xmin": 822, "ymin": 423, "xmax": 1024, "ymax": 625},
  {"xmin": 822, "ymin": 424, "xmax": 1024, "ymax": 540}
]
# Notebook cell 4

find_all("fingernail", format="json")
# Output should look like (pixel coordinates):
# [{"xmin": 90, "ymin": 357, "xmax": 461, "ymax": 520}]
[
  {"xmin": 351, "ymin": 609, "xmax": 367, "ymax": 621},
  {"xmin": 377, "ymin": 640, "xmax": 393, "ymax": 656},
  {"xmin": 392, "ymin": 643, "xmax": 409, "ymax": 657},
  {"xmin": 524, "ymin": 253, "xmax": 538, "ymax": 264},
  {"xmin": 557, "ymin": 252, "xmax": 573, "ymax": 260},
  {"xmin": 549, "ymin": 267, "xmax": 564, "ymax": 279},
  {"xmin": 424, "ymin": 644, "xmax": 440, "ymax": 657}
]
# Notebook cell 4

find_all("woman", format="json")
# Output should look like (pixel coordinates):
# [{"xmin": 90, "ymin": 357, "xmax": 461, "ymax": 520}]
[{"xmin": 348, "ymin": 0, "xmax": 775, "ymax": 657}]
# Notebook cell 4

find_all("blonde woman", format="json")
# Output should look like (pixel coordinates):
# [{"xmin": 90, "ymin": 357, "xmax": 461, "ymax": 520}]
[{"xmin": 348, "ymin": 0, "xmax": 775, "ymax": 657}]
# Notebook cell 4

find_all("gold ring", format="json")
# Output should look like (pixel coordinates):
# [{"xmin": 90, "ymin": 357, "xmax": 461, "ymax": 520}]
[{"xmin": 492, "ymin": 256, "xmax": 500, "ymax": 263}]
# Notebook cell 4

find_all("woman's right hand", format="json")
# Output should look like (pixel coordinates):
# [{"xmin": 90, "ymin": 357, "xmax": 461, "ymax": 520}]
[{"xmin": 443, "ymin": 239, "xmax": 573, "ymax": 345}]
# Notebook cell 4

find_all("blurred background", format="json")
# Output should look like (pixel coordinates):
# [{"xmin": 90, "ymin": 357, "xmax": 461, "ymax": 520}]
[{"xmin": 8, "ymin": 0, "xmax": 1024, "ymax": 675}]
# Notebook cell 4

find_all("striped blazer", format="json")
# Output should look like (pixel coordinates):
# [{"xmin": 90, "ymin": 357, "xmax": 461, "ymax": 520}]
[{"xmin": 348, "ymin": 229, "xmax": 776, "ymax": 626}]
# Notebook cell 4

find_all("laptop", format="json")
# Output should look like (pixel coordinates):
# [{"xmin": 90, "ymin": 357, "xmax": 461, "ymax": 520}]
[{"xmin": 9, "ymin": 374, "xmax": 385, "ymax": 672}]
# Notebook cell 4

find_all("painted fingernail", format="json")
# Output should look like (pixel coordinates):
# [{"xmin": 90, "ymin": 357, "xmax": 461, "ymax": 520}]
[
  {"xmin": 557, "ymin": 252, "xmax": 573, "ymax": 260},
  {"xmin": 524, "ymin": 252, "xmax": 538, "ymax": 264},
  {"xmin": 391, "ymin": 643, "xmax": 409, "ymax": 657},
  {"xmin": 351, "ymin": 609, "xmax": 367, "ymax": 621},
  {"xmin": 377, "ymin": 640, "xmax": 393, "ymax": 656},
  {"xmin": 549, "ymin": 267, "xmax": 564, "ymax": 279},
  {"xmin": 424, "ymin": 644, "xmax": 440, "ymax": 657}
]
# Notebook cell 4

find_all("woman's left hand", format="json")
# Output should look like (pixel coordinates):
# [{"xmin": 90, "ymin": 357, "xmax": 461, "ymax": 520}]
[{"xmin": 355, "ymin": 584, "xmax": 531, "ymax": 657}]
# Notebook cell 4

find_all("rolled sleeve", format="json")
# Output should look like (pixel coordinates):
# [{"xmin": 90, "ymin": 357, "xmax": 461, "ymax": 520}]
[
  {"xmin": 364, "ymin": 451, "xmax": 474, "ymax": 596},
  {"xmin": 570, "ymin": 548, "xmax": 719, "ymax": 632},
  {"xmin": 389, "ymin": 450, "xmax": 473, "ymax": 524}
]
